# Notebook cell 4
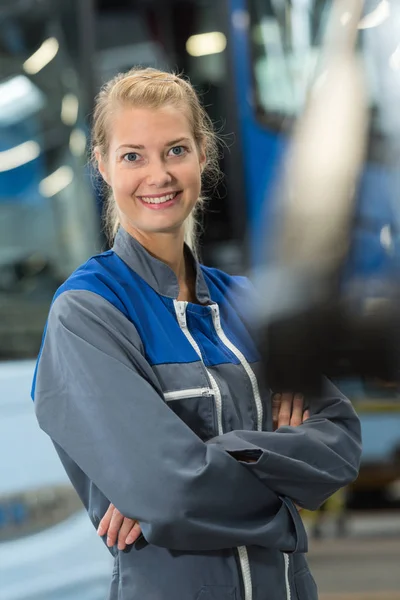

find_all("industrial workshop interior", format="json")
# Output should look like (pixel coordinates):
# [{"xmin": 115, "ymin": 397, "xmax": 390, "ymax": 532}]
[{"xmin": 1, "ymin": 1, "xmax": 400, "ymax": 599}]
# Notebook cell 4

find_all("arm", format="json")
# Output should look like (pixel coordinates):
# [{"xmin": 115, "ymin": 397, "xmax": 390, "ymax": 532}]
[
  {"xmin": 34, "ymin": 289, "xmax": 306, "ymax": 552},
  {"xmin": 209, "ymin": 384, "xmax": 362, "ymax": 510}
]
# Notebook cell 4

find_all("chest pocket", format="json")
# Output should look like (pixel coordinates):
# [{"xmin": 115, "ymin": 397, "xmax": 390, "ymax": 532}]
[{"xmin": 164, "ymin": 387, "xmax": 217, "ymax": 441}]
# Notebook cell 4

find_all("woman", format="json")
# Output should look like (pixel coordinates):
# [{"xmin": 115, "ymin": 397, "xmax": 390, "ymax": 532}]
[{"xmin": 33, "ymin": 67, "xmax": 361, "ymax": 600}]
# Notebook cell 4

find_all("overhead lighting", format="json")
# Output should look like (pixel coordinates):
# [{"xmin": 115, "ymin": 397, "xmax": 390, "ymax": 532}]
[
  {"xmin": 0, "ymin": 75, "xmax": 45, "ymax": 126},
  {"xmin": 61, "ymin": 94, "xmax": 79, "ymax": 126},
  {"xmin": 0, "ymin": 141, "xmax": 40, "ymax": 172},
  {"xmin": 69, "ymin": 128, "xmax": 87, "ymax": 157},
  {"xmin": 39, "ymin": 166, "xmax": 74, "ymax": 197},
  {"xmin": 358, "ymin": 0, "xmax": 390, "ymax": 30},
  {"xmin": 23, "ymin": 37, "xmax": 59, "ymax": 75},
  {"xmin": 389, "ymin": 45, "xmax": 400, "ymax": 71},
  {"xmin": 186, "ymin": 32, "xmax": 227, "ymax": 57}
]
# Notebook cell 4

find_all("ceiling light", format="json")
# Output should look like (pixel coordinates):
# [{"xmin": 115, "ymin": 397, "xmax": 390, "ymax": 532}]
[
  {"xmin": 61, "ymin": 94, "xmax": 79, "ymax": 126},
  {"xmin": 358, "ymin": 0, "xmax": 390, "ymax": 30},
  {"xmin": 0, "ymin": 76, "xmax": 45, "ymax": 126},
  {"xmin": 23, "ymin": 37, "xmax": 59, "ymax": 75},
  {"xmin": 69, "ymin": 129, "xmax": 87, "ymax": 157},
  {"xmin": 186, "ymin": 32, "xmax": 227, "ymax": 57},
  {"xmin": 39, "ymin": 166, "xmax": 74, "ymax": 197},
  {"xmin": 0, "ymin": 141, "xmax": 40, "ymax": 172}
]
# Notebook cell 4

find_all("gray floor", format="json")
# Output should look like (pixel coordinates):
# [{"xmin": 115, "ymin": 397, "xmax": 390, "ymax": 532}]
[{"xmin": 307, "ymin": 513, "xmax": 400, "ymax": 599}]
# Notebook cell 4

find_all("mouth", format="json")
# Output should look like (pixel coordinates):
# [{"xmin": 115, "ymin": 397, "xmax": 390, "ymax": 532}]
[{"xmin": 137, "ymin": 191, "xmax": 182, "ymax": 209}]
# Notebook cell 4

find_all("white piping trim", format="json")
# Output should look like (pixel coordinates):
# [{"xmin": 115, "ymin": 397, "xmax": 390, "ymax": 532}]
[
  {"xmin": 208, "ymin": 304, "xmax": 255, "ymax": 600},
  {"xmin": 173, "ymin": 301, "xmax": 223, "ymax": 434},
  {"xmin": 209, "ymin": 304, "xmax": 263, "ymax": 431},
  {"xmin": 237, "ymin": 546, "xmax": 253, "ymax": 600},
  {"xmin": 164, "ymin": 387, "xmax": 213, "ymax": 401},
  {"xmin": 174, "ymin": 300, "xmax": 253, "ymax": 600},
  {"xmin": 173, "ymin": 300, "xmax": 252, "ymax": 600},
  {"xmin": 206, "ymin": 370, "xmax": 224, "ymax": 435},
  {"xmin": 284, "ymin": 553, "xmax": 291, "ymax": 600}
]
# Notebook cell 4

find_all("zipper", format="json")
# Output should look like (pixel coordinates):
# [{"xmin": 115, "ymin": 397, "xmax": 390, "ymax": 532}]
[
  {"xmin": 237, "ymin": 546, "xmax": 253, "ymax": 600},
  {"xmin": 283, "ymin": 553, "xmax": 291, "ymax": 600},
  {"xmin": 210, "ymin": 304, "xmax": 291, "ymax": 599},
  {"xmin": 209, "ymin": 303, "xmax": 261, "ymax": 600},
  {"xmin": 164, "ymin": 387, "xmax": 213, "ymax": 401},
  {"xmin": 209, "ymin": 304, "xmax": 263, "ymax": 431},
  {"xmin": 173, "ymin": 300, "xmax": 252, "ymax": 600},
  {"xmin": 173, "ymin": 301, "xmax": 223, "ymax": 435}
]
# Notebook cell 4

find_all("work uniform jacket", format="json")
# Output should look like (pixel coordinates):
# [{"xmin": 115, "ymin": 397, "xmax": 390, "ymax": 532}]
[{"xmin": 32, "ymin": 226, "xmax": 362, "ymax": 600}]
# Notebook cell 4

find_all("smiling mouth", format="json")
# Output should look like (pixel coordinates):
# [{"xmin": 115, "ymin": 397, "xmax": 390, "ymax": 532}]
[{"xmin": 137, "ymin": 192, "xmax": 181, "ymax": 205}]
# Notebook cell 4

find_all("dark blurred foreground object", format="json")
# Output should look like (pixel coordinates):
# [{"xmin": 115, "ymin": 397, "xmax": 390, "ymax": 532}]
[
  {"xmin": 260, "ymin": 284, "xmax": 400, "ymax": 393},
  {"xmin": 256, "ymin": 0, "xmax": 400, "ymax": 394}
]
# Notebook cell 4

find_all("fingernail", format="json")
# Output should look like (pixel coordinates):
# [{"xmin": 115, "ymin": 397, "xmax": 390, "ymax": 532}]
[{"xmin": 107, "ymin": 537, "xmax": 112, "ymax": 547}]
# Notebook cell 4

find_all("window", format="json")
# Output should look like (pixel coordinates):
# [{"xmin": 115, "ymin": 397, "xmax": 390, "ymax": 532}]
[
  {"xmin": 0, "ymin": 4, "xmax": 100, "ymax": 359},
  {"xmin": 248, "ymin": 0, "xmax": 399, "ymax": 142}
]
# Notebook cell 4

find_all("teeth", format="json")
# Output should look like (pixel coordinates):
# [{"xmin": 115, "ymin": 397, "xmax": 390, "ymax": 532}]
[{"xmin": 140, "ymin": 193, "xmax": 177, "ymax": 204}]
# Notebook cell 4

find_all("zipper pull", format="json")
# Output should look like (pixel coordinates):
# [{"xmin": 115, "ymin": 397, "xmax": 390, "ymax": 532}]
[
  {"xmin": 210, "ymin": 304, "xmax": 221, "ymax": 330},
  {"xmin": 175, "ymin": 300, "xmax": 188, "ymax": 328}
]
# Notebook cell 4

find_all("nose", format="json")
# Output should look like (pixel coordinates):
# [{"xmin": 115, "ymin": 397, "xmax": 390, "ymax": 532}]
[{"xmin": 145, "ymin": 158, "xmax": 173, "ymax": 188}]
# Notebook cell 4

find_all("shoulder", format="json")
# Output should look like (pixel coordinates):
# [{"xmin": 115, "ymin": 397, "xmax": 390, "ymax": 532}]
[
  {"xmin": 45, "ymin": 251, "xmax": 145, "ymax": 353},
  {"xmin": 53, "ymin": 249, "xmax": 132, "ymax": 319}
]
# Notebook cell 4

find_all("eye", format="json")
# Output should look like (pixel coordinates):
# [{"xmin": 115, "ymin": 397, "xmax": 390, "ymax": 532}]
[
  {"xmin": 169, "ymin": 146, "xmax": 186, "ymax": 157},
  {"xmin": 123, "ymin": 152, "xmax": 140, "ymax": 162}
]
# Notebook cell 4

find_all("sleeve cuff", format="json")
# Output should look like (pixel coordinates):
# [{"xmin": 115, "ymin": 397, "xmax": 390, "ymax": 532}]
[{"xmin": 281, "ymin": 496, "xmax": 308, "ymax": 554}]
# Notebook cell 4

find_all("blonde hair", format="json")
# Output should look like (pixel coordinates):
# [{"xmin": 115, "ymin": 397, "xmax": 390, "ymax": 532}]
[{"xmin": 91, "ymin": 67, "xmax": 221, "ymax": 255}]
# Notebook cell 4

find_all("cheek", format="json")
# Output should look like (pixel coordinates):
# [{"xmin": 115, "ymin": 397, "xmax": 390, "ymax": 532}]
[
  {"xmin": 111, "ymin": 170, "xmax": 138, "ymax": 197},
  {"xmin": 181, "ymin": 162, "xmax": 202, "ymax": 193}
]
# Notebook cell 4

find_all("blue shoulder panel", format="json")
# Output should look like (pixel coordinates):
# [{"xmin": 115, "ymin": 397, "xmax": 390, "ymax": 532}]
[
  {"xmin": 32, "ymin": 251, "xmax": 261, "ymax": 402},
  {"xmin": 201, "ymin": 266, "xmax": 260, "ymax": 364}
]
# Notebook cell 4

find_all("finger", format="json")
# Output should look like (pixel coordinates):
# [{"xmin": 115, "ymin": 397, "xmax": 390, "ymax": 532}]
[
  {"xmin": 290, "ymin": 394, "xmax": 304, "ymax": 427},
  {"xmin": 303, "ymin": 409, "xmax": 311, "ymax": 422},
  {"xmin": 117, "ymin": 517, "xmax": 137, "ymax": 551},
  {"xmin": 278, "ymin": 393, "xmax": 293, "ymax": 428},
  {"xmin": 272, "ymin": 394, "xmax": 281, "ymax": 428},
  {"xmin": 125, "ymin": 522, "xmax": 143, "ymax": 545},
  {"xmin": 107, "ymin": 508, "xmax": 125, "ymax": 547},
  {"xmin": 97, "ymin": 503, "xmax": 115, "ymax": 536}
]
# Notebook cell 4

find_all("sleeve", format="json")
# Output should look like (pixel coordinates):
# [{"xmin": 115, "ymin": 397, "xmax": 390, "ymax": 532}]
[
  {"xmin": 33, "ymin": 289, "xmax": 307, "ymax": 553},
  {"xmin": 208, "ymin": 379, "xmax": 362, "ymax": 510}
]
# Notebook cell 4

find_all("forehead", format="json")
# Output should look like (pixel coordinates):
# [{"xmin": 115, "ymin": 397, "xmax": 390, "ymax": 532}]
[{"xmin": 108, "ymin": 105, "xmax": 193, "ymax": 148}]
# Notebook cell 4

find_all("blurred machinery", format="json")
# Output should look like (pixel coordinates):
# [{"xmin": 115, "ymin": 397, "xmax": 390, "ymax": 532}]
[{"xmin": 255, "ymin": 0, "xmax": 400, "ymax": 396}]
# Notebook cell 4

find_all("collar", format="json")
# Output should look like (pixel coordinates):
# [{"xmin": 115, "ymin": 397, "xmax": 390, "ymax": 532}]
[{"xmin": 112, "ymin": 227, "xmax": 211, "ymax": 304}]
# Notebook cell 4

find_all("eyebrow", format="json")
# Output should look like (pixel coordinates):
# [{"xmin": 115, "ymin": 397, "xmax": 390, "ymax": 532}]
[{"xmin": 116, "ymin": 138, "xmax": 191, "ymax": 152}]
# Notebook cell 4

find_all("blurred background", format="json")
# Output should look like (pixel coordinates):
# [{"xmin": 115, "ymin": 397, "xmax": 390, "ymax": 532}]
[{"xmin": 1, "ymin": 0, "xmax": 400, "ymax": 599}]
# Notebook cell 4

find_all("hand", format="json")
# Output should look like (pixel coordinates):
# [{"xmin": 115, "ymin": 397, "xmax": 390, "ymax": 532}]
[
  {"xmin": 97, "ymin": 503, "xmax": 142, "ymax": 550},
  {"xmin": 272, "ymin": 392, "xmax": 310, "ymax": 430}
]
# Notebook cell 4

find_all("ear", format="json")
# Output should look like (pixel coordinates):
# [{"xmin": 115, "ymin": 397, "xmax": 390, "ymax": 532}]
[{"xmin": 94, "ymin": 147, "xmax": 110, "ymax": 185}]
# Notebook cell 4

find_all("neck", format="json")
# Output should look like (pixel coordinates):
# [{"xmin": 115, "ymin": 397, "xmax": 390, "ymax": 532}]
[{"xmin": 123, "ymin": 224, "xmax": 189, "ymax": 284}]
